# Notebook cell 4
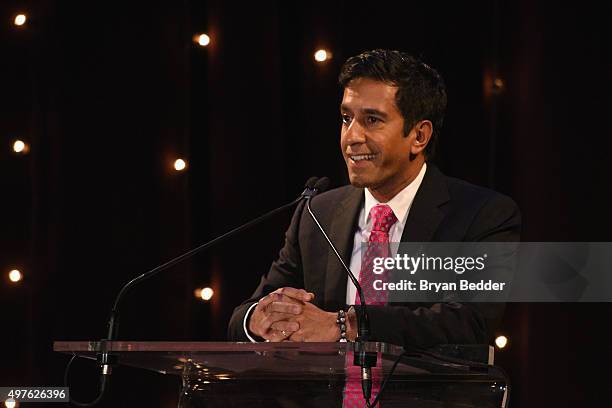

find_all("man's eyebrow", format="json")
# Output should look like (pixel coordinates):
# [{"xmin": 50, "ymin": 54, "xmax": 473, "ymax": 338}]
[
  {"xmin": 362, "ymin": 108, "xmax": 388, "ymax": 119},
  {"xmin": 339, "ymin": 105, "xmax": 388, "ymax": 119}
]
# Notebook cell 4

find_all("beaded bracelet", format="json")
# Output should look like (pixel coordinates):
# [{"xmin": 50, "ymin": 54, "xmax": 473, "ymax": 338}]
[{"xmin": 336, "ymin": 309, "xmax": 347, "ymax": 342}]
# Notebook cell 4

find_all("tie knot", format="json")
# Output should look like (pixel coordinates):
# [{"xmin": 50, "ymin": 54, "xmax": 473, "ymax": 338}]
[{"xmin": 369, "ymin": 204, "xmax": 397, "ymax": 233}]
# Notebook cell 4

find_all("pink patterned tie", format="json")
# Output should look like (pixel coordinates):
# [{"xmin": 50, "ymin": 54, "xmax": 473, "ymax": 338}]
[
  {"xmin": 356, "ymin": 204, "xmax": 398, "ymax": 305},
  {"xmin": 344, "ymin": 205, "xmax": 397, "ymax": 407}
]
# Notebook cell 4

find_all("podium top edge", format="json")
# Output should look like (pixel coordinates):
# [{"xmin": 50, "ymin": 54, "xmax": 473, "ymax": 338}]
[{"xmin": 52, "ymin": 340, "xmax": 406, "ymax": 353}]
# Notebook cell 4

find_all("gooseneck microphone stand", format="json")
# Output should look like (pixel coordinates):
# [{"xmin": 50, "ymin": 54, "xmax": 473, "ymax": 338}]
[
  {"xmin": 305, "ymin": 187, "xmax": 377, "ymax": 407},
  {"xmin": 64, "ymin": 177, "xmax": 328, "ymax": 406}
]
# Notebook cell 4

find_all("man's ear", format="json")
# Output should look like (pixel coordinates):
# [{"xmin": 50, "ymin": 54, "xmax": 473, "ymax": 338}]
[{"xmin": 410, "ymin": 120, "xmax": 433, "ymax": 156}]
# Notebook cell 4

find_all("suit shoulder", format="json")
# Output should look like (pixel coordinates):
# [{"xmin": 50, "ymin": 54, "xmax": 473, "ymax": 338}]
[
  {"xmin": 442, "ymin": 175, "xmax": 521, "ymax": 240},
  {"xmin": 445, "ymin": 175, "xmax": 518, "ymax": 212}
]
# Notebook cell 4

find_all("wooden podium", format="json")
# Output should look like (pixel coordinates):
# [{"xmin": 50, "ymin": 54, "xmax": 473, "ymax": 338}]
[{"xmin": 54, "ymin": 341, "xmax": 507, "ymax": 407}]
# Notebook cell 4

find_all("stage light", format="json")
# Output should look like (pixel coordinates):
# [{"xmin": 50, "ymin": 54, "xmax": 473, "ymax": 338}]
[
  {"xmin": 4, "ymin": 399, "xmax": 17, "ymax": 408},
  {"xmin": 491, "ymin": 78, "xmax": 505, "ymax": 95},
  {"xmin": 195, "ymin": 34, "xmax": 210, "ymax": 47},
  {"xmin": 173, "ymin": 158, "xmax": 187, "ymax": 171},
  {"xmin": 13, "ymin": 140, "xmax": 29, "ymax": 153},
  {"xmin": 14, "ymin": 14, "xmax": 27, "ymax": 27},
  {"xmin": 201, "ymin": 287, "xmax": 214, "ymax": 300},
  {"xmin": 495, "ymin": 335, "xmax": 508, "ymax": 349},
  {"xmin": 314, "ymin": 49, "xmax": 331, "ymax": 62},
  {"xmin": 8, "ymin": 269, "xmax": 23, "ymax": 283},
  {"xmin": 194, "ymin": 287, "xmax": 214, "ymax": 301}
]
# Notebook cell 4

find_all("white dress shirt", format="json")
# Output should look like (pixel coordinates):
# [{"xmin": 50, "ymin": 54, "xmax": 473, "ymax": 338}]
[{"xmin": 244, "ymin": 163, "xmax": 428, "ymax": 341}]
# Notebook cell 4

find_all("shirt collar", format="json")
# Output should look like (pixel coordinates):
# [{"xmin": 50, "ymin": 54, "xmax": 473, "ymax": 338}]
[{"xmin": 363, "ymin": 162, "xmax": 427, "ymax": 226}]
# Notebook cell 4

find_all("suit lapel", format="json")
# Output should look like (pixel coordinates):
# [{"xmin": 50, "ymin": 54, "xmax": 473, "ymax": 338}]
[
  {"xmin": 324, "ymin": 187, "xmax": 363, "ymax": 310},
  {"xmin": 401, "ymin": 163, "xmax": 450, "ymax": 242}
]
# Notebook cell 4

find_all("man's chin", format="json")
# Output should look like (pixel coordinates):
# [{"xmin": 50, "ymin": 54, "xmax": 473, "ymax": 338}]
[{"xmin": 348, "ymin": 173, "xmax": 373, "ymax": 189}]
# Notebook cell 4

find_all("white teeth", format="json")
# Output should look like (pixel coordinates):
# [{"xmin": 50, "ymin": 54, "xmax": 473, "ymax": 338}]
[{"xmin": 351, "ymin": 154, "xmax": 376, "ymax": 161}]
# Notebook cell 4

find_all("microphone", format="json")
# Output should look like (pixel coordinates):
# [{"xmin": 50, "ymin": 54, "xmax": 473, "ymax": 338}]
[
  {"xmin": 303, "ymin": 177, "xmax": 328, "ymax": 198},
  {"xmin": 304, "ymin": 182, "xmax": 376, "ymax": 406},
  {"xmin": 64, "ymin": 177, "xmax": 327, "ymax": 407}
]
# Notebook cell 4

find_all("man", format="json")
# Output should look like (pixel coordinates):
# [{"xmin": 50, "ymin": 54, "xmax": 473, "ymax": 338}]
[{"xmin": 227, "ymin": 49, "xmax": 520, "ymax": 347}]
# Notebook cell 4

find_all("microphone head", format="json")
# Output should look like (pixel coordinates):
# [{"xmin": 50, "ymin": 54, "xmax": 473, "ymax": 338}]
[
  {"xmin": 300, "ymin": 176, "xmax": 330, "ymax": 199},
  {"xmin": 314, "ymin": 177, "xmax": 330, "ymax": 193},
  {"xmin": 304, "ymin": 176, "xmax": 319, "ymax": 189}
]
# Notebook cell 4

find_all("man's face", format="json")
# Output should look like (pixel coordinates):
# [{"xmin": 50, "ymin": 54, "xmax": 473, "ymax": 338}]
[{"xmin": 340, "ymin": 78, "xmax": 416, "ymax": 195}]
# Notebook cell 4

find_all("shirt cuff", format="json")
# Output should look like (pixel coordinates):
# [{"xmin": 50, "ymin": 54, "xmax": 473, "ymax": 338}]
[{"xmin": 243, "ymin": 302, "xmax": 260, "ymax": 343}]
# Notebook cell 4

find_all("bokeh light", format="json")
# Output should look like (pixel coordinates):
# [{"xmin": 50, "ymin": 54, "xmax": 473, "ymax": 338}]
[
  {"xmin": 195, "ymin": 34, "xmax": 210, "ymax": 47},
  {"xmin": 194, "ymin": 287, "xmax": 214, "ymax": 301},
  {"xmin": 13, "ymin": 140, "xmax": 29, "ymax": 153},
  {"xmin": 173, "ymin": 159, "xmax": 187, "ymax": 171},
  {"xmin": 314, "ymin": 49, "xmax": 331, "ymax": 62},
  {"xmin": 14, "ymin": 14, "xmax": 27, "ymax": 27},
  {"xmin": 495, "ymin": 335, "xmax": 508, "ymax": 349},
  {"xmin": 8, "ymin": 269, "xmax": 23, "ymax": 283}
]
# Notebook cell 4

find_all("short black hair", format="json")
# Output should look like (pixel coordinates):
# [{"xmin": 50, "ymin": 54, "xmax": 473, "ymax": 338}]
[{"xmin": 338, "ymin": 49, "xmax": 447, "ymax": 157}]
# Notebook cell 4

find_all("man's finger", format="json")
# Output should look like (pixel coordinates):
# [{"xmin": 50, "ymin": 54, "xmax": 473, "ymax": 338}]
[
  {"xmin": 270, "ymin": 321, "xmax": 299, "ymax": 333},
  {"xmin": 287, "ymin": 330, "xmax": 304, "ymax": 342},
  {"xmin": 273, "ymin": 292, "xmax": 306, "ymax": 305},
  {"xmin": 257, "ymin": 293, "xmax": 280, "ymax": 309},
  {"xmin": 261, "ymin": 312, "xmax": 297, "ymax": 331},
  {"xmin": 265, "ymin": 329, "xmax": 292, "ymax": 343},
  {"xmin": 273, "ymin": 287, "xmax": 314, "ymax": 302},
  {"xmin": 258, "ymin": 292, "xmax": 307, "ymax": 311},
  {"xmin": 266, "ymin": 301, "xmax": 302, "ymax": 315}
]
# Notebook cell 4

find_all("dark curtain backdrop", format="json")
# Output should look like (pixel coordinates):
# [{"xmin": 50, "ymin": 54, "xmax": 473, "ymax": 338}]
[{"xmin": 1, "ymin": 0, "xmax": 611, "ymax": 407}]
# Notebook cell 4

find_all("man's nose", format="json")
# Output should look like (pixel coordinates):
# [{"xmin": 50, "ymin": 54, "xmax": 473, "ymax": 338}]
[{"xmin": 344, "ymin": 120, "xmax": 366, "ymax": 145}]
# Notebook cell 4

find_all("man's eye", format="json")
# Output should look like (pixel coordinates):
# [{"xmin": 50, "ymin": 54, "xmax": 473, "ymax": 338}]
[
  {"xmin": 366, "ymin": 116, "xmax": 381, "ymax": 125},
  {"xmin": 341, "ymin": 114, "xmax": 352, "ymax": 125}
]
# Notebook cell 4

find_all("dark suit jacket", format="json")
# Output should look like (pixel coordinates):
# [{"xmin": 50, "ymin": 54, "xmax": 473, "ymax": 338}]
[{"xmin": 227, "ymin": 164, "xmax": 521, "ymax": 347}]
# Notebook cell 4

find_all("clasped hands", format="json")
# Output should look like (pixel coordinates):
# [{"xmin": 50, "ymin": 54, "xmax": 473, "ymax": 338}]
[{"xmin": 248, "ymin": 287, "xmax": 351, "ymax": 342}]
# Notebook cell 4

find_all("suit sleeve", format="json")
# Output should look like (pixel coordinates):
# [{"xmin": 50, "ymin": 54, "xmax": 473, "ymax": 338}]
[
  {"xmin": 227, "ymin": 201, "xmax": 307, "ymax": 341},
  {"xmin": 357, "ymin": 193, "xmax": 521, "ymax": 348}
]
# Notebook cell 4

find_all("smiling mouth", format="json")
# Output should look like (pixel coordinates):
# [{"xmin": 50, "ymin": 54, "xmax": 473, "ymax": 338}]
[{"xmin": 349, "ymin": 153, "xmax": 377, "ymax": 163}]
